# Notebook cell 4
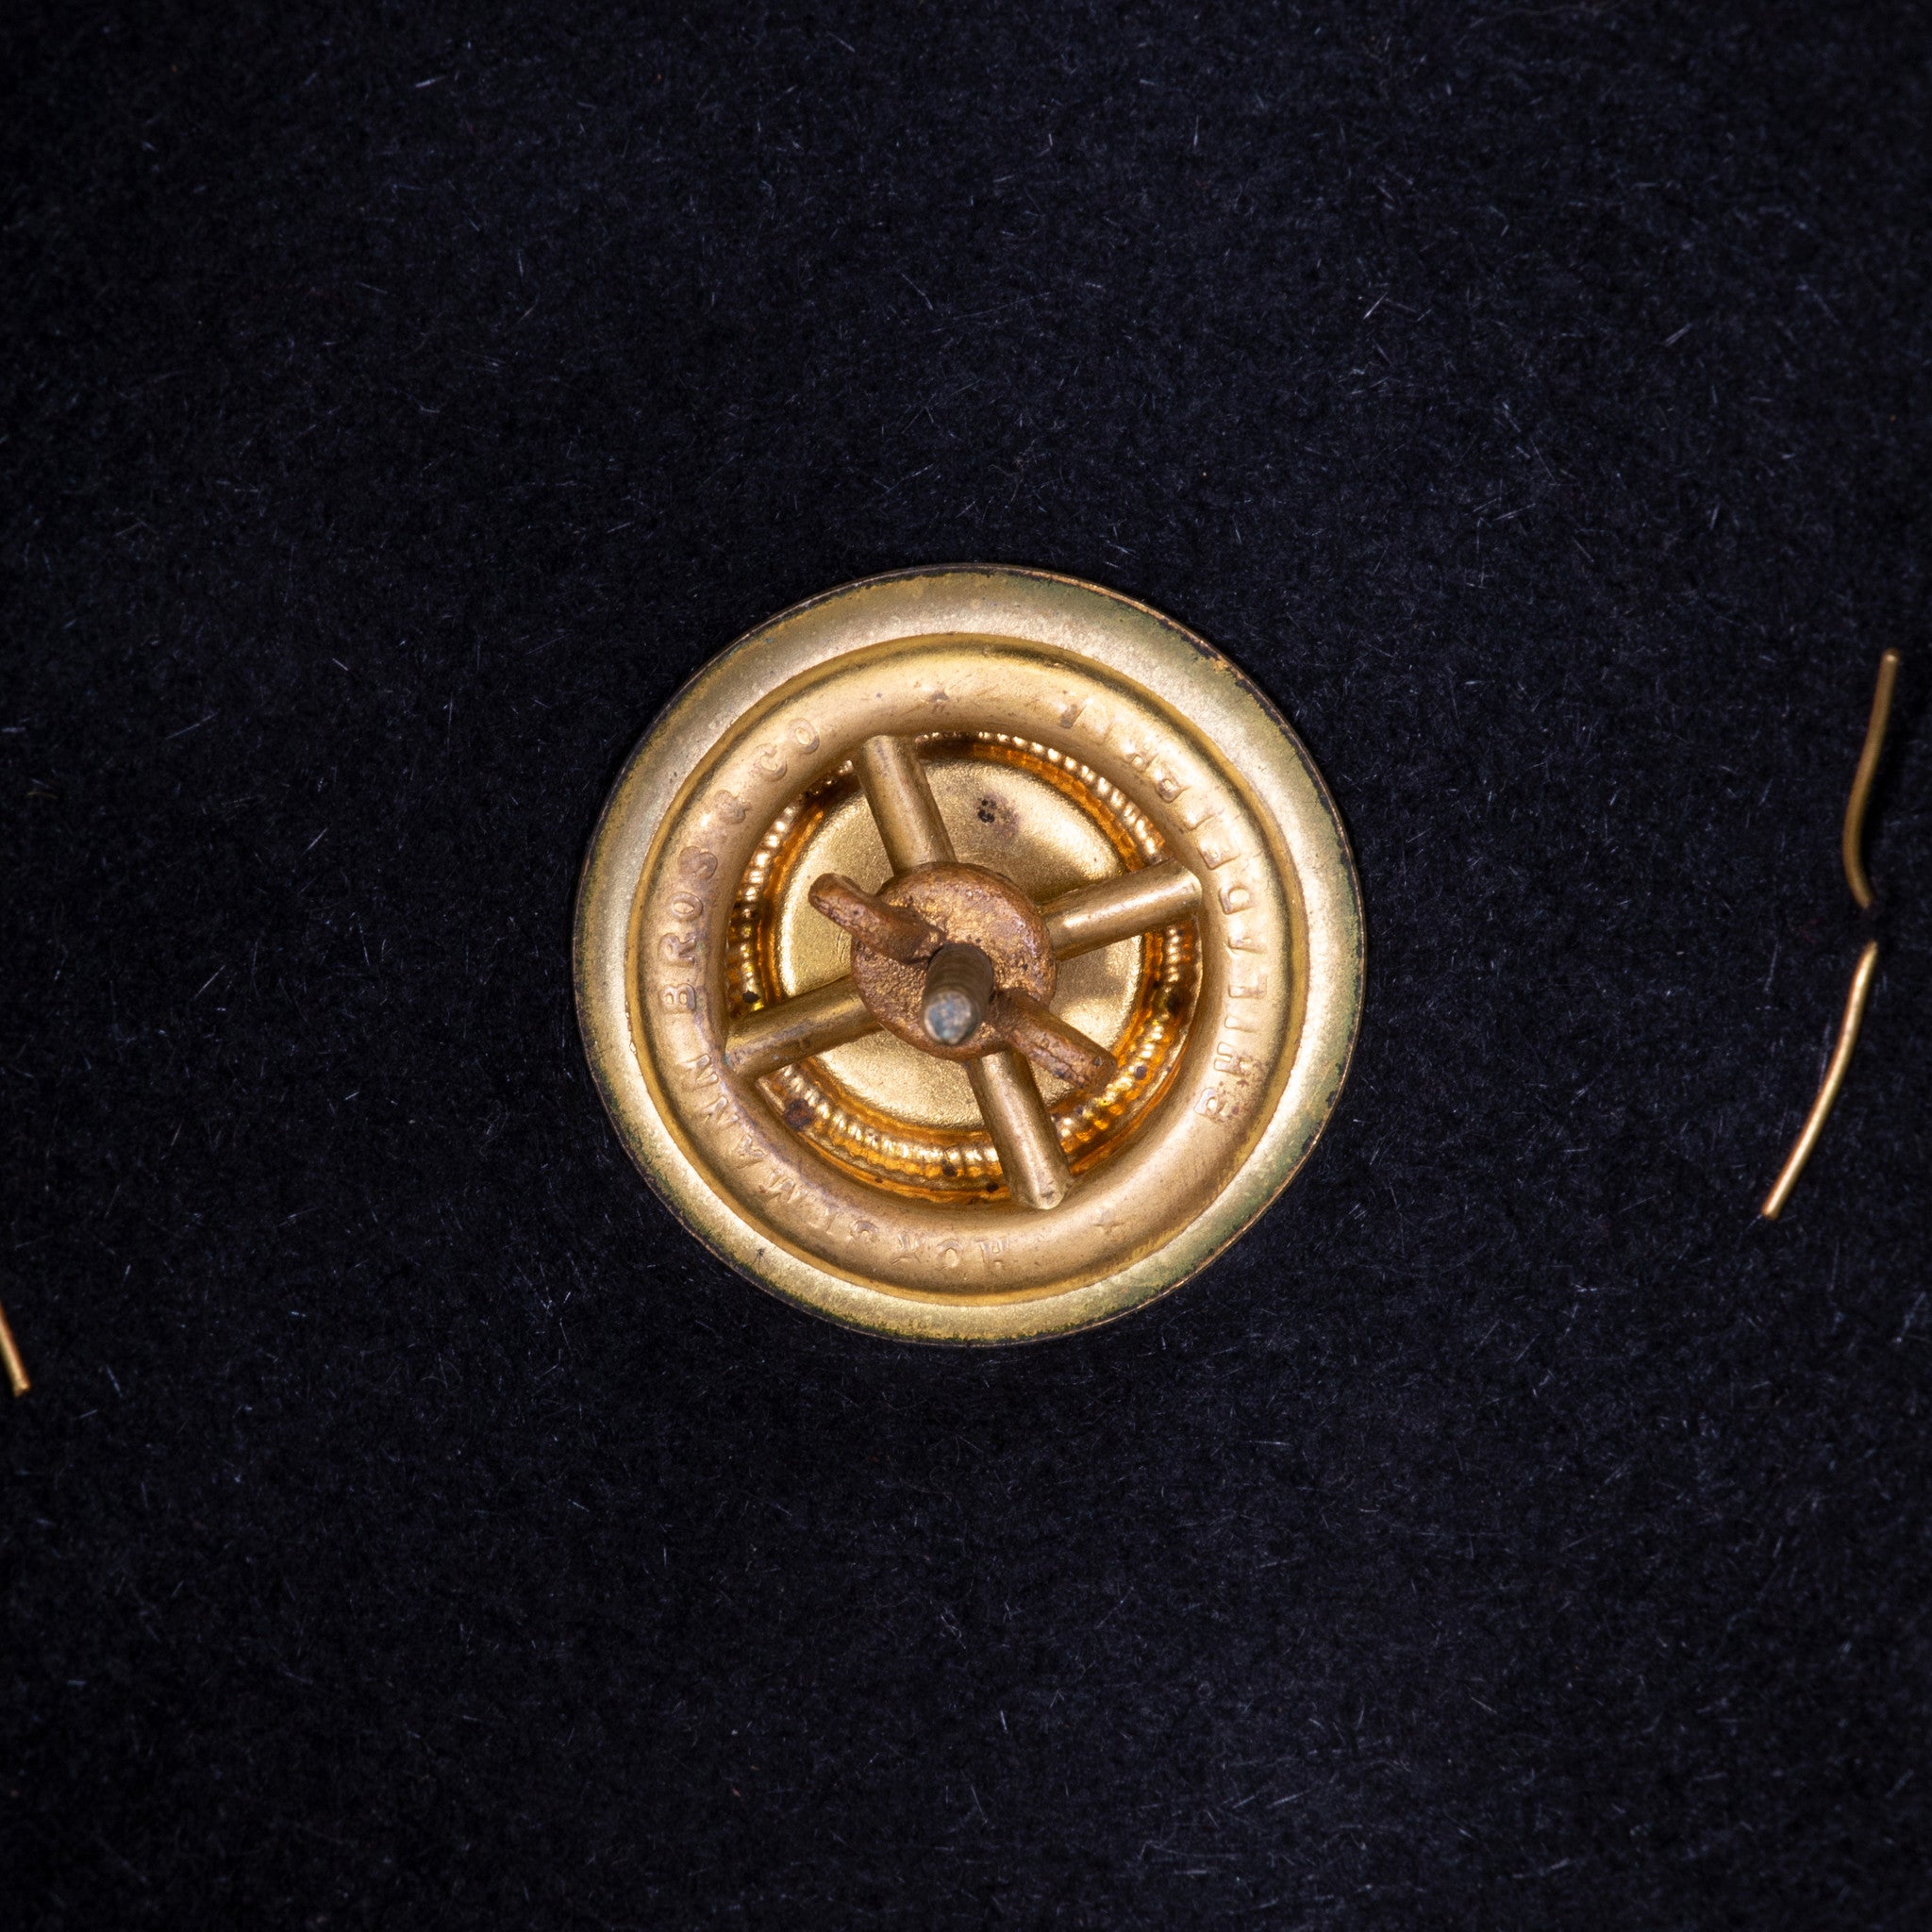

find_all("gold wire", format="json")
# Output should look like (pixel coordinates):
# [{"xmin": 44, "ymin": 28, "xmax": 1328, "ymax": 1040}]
[
  {"xmin": 1760, "ymin": 942, "xmax": 1882, "ymax": 1221},
  {"xmin": 1760, "ymin": 648, "xmax": 1903, "ymax": 1220},
  {"xmin": 0, "ymin": 1300, "xmax": 28, "ymax": 1397},
  {"xmin": 1842, "ymin": 649, "xmax": 1902, "ymax": 909}
]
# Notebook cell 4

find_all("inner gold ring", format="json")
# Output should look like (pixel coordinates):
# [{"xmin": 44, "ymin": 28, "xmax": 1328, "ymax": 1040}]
[{"xmin": 729, "ymin": 733, "xmax": 1199, "ymax": 1199}]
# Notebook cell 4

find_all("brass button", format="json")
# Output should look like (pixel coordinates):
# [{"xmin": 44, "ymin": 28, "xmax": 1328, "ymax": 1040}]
[{"xmin": 575, "ymin": 567, "xmax": 1364, "ymax": 1342}]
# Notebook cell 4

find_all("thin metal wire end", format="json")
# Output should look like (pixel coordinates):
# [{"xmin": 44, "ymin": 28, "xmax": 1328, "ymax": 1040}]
[
  {"xmin": 1841, "ymin": 649, "xmax": 1902, "ymax": 910},
  {"xmin": 0, "ymin": 1300, "xmax": 29, "ymax": 1397},
  {"xmin": 1760, "ymin": 940, "xmax": 1882, "ymax": 1221}
]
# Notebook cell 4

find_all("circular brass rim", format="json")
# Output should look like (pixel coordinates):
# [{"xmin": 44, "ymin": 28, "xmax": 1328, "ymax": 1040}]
[{"xmin": 575, "ymin": 566, "xmax": 1364, "ymax": 1343}]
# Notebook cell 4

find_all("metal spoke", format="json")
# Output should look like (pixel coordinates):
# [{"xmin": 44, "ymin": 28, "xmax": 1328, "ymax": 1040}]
[
  {"xmin": 854, "ymin": 734, "xmax": 955, "ymax": 874},
  {"xmin": 966, "ymin": 1049, "xmax": 1072, "ymax": 1211},
  {"xmin": 991, "ymin": 990, "xmax": 1116, "ymax": 1091},
  {"xmin": 1041, "ymin": 858, "xmax": 1202, "ymax": 959},
  {"xmin": 724, "ymin": 979, "xmax": 878, "ymax": 1080},
  {"xmin": 808, "ymin": 874, "xmax": 944, "ymax": 963}
]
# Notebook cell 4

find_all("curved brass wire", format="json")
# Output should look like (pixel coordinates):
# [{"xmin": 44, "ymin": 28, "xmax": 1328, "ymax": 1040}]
[
  {"xmin": 0, "ymin": 1301, "xmax": 27, "ymax": 1397},
  {"xmin": 1760, "ymin": 648, "xmax": 1903, "ymax": 1221},
  {"xmin": 1842, "ymin": 648, "xmax": 1902, "ymax": 908},
  {"xmin": 1760, "ymin": 941, "xmax": 1882, "ymax": 1220}
]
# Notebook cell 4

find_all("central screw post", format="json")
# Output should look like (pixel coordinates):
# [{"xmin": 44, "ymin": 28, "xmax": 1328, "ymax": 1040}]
[{"xmin": 921, "ymin": 942, "xmax": 995, "ymax": 1046}]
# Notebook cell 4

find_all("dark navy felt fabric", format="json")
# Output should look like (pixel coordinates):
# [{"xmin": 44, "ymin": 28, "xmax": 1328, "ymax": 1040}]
[{"xmin": 5, "ymin": 3, "xmax": 1929, "ymax": 1924}]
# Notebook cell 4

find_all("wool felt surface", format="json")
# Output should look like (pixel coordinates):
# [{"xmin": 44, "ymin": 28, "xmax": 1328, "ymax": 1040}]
[{"xmin": 5, "ymin": 2, "xmax": 1930, "ymax": 1925}]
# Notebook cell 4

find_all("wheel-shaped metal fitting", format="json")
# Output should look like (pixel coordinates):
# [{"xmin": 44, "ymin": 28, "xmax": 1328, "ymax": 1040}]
[{"xmin": 575, "ymin": 568, "xmax": 1363, "ymax": 1342}]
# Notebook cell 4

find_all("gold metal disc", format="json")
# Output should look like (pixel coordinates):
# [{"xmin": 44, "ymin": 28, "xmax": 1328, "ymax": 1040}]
[{"xmin": 575, "ymin": 567, "xmax": 1364, "ymax": 1342}]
